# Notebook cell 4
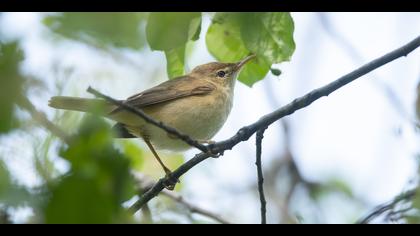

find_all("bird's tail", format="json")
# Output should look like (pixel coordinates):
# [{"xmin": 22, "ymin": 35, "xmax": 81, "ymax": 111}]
[{"xmin": 48, "ymin": 96, "xmax": 113, "ymax": 114}]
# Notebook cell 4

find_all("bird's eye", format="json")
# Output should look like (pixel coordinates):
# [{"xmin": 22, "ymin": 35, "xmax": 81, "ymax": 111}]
[{"xmin": 217, "ymin": 70, "xmax": 226, "ymax": 78}]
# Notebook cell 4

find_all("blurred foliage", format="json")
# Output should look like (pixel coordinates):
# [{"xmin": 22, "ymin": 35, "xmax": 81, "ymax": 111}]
[
  {"xmin": 42, "ymin": 12, "xmax": 295, "ymax": 86},
  {"xmin": 146, "ymin": 12, "xmax": 201, "ymax": 51},
  {"xmin": 0, "ymin": 41, "xmax": 24, "ymax": 133},
  {"xmin": 43, "ymin": 116, "xmax": 136, "ymax": 223},
  {"xmin": 416, "ymin": 81, "xmax": 420, "ymax": 124},
  {"xmin": 406, "ymin": 189, "xmax": 420, "ymax": 223},
  {"xmin": 4, "ymin": 12, "xmax": 418, "ymax": 224},
  {"xmin": 146, "ymin": 12, "xmax": 201, "ymax": 78},
  {"xmin": 309, "ymin": 179, "xmax": 354, "ymax": 201},
  {"xmin": 407, "ymin": 161, "xmax": 420, "ymax": 223},
  {"xmin": 410, "ymin": 83, "xmax": 420, "ymax": 223},
  {"xmin": 43, "ymin": 13, "xmax": 147, "ymax": 49},
  {"xmin": 0, "ymin": 160, "xmax": 33, "ymax": 208},
  {"xmin": 120, "ymin": 141, "xmax": 145, "ymax": 172}
]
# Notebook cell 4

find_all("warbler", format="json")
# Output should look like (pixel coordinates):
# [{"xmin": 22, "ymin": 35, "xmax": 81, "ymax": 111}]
[{"xmin": 49, "ymin": 55, "xmax": 255, "ymax": 189}]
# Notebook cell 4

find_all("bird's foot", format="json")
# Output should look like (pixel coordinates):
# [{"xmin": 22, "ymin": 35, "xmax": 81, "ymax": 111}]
[
  {"xmin": 162, "ymin": 171, "xmax": 180, "ymax": 191},
  {"xmin": 198, "ymin": 140, "xmax": 221, "ymax": 158}
]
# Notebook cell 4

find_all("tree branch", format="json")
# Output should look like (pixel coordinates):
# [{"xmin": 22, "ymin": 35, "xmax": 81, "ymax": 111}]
[
  {"xmin": 132, "ymin": 172, "xmax": 230, "ymax": 224},
  {"xmin": 122, "ymin": 35, "xmax": 420, "ymax": 213},
  {"xmin": 161, "ymin": 190, "xmax": 230, "ymax": 224},
  {"xmin": 256, "ymin": 128, "xmax": 267, "ymax": 224},
  {"xmin": 356, "ymin": 189, "xmax": 416, "ymax": 224}
]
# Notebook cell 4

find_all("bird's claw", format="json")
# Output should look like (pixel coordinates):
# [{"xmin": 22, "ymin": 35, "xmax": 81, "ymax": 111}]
[
  {"xmin": 162, "ymin": 172, "xmax": 180, "ymax": 191},
  {"xmin": 206, "ymin": 149, "xmax": 222, "ymax": 158}
]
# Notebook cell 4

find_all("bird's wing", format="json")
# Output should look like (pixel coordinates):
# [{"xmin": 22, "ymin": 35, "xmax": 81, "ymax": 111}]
[{"xmin": 109, "ymin": 75, "xmax": 215, "ymax": 114}]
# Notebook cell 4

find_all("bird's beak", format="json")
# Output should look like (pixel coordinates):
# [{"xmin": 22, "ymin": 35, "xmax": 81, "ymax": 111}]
[{"xmin": 235, "ymin": 54, "xmax": 256, "ymax": 71}]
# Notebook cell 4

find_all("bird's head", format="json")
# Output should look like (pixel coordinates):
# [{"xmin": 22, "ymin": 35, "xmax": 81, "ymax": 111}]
[{"xmin": 190, "ymin": 55, "xmax": 255, "ymax": 88}]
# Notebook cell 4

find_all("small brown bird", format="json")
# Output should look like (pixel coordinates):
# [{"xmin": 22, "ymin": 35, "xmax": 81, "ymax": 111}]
[{"xmin": 49, "ymin": 55, "xmax": 255, "ymax": 189}]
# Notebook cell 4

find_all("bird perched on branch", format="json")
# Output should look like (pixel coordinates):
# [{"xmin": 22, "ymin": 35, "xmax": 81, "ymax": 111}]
[{"xmin": 49, "ymin": 55, "xmax": 255, "ymax": 190}]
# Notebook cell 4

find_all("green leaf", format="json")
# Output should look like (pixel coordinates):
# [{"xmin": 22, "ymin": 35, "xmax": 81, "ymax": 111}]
[
  {"xmin": 189, "ymin": 16, "xmax": 202, "ymax": 41},
  {"xmin": 165, "ymin": 46, "xmax": 186, "ymax": 79},
  {"xmin": 206, "ymin": 13, "xmax": 270, "ymax": 87},
  {"xmin": 270, "ymin": 68, "xmax": 282, "ymax": 76},
  {"xmin": 206, "ymin": 12, "xmax": 296, "ymax": 86},
  {"xmin": 0, "ymin": 41, "xmax": 24, "ymax": 133},
  {"xmin": 43, "ymin": 13, "xmax": 147, "ymax": 49},
  {"xmin": 237, "ymin": 58, "xmax": 271, "ymax": 86},
  {"xmin": 45, "ymin": 116, "xmax": 135, "ymax": 223},
  {"xmin": 146, "ymin": 12, "xmax": 201, "ymax": 51},
  {"xmin": 239, "ymin": 12, "xmax": 295, "ymax": 63},
  {"xmin": 206, "ymin": 13, "xmax": 248, "ymax": 62}
]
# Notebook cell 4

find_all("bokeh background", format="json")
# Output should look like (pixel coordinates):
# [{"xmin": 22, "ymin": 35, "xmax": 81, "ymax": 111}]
[{"xmin": 0, "ymin": 12, "xmax": 420, "ymax": 223}]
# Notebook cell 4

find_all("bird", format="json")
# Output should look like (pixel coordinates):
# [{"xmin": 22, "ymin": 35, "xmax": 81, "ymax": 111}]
[{"xmin": 48, "ymin": 55, "xmax": 255, "ymax": 190}]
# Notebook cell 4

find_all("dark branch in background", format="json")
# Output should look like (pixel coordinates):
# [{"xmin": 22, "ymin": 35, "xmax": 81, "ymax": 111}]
[
  {"xmin": 87, "ymin": 87, "xmax": 209, "ymax": 153},
  {"xmin": 132, "ymin": 172, "xmax": 230, "ymax": 224},
  {"xmin": 128, "ymin": 35, "xmax": 420, "ymax": 212},
  {"xmin": 162, "ymin": 190, "xmax": 230, "ymax": 224},
  {"xmin": 256, "ymin": 128, "xmax": 267, "ymax": 224},
  {"xmin": 0, "ymin": 208, "xmax": 11, "ymax": 224},
  {"xmin": 357, "ymin": 189, "xmax": 416, "ymax": 224},
  {"xmin": 264, "ymin": 71, "xmax": 319, "ymax": 223},
  {"xmin": 140, "ymin": 203, "xmax": 153, "ymax": 224}
]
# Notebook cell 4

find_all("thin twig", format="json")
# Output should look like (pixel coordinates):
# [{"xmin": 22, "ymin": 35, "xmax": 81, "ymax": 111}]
[
  {"xmin": 264, "ymin": 77, "xmax": 305, "ymax": 223},
  {"xmin": 129, "ymin": 35, "xmax": 420, "ymax": 212},
  {"xmin": 19, "ymin": 97, "xmax": 71, "ymax": 144},
  {"xmin": 162, "ymin": 191, "xmax": 230, "ymax": 224},
  {"xmin": 132, "ymin": 172, "xmax": 230, "ymax": 224},
  {"xmin": 256, "ymin": 128, "xmax": 267, "ymax": 224},
  {"xmin": 86, "ymin": 87, "xmax": 209, "ymax": 153},
  {"xmin": 0, "ymin": 208, "xmax": 11, "ymax": 224},
  {"xmin": 141, "ymin": 203, "xmax": 153, "ymax": 223},
  {"xmin": 357, "ymin": 189, "xmax": 416, "ymax": 224}
]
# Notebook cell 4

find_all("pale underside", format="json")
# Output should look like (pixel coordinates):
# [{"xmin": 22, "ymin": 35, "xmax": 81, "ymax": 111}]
[{"xmin": 110, "ymin": 88, "xmax": 233, "ymax": 151}]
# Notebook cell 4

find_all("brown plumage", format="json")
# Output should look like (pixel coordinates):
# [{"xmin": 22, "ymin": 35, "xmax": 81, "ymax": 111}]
[{"xmin": 48, "ymin": 55, "xmax": 255, "ymax": 190}]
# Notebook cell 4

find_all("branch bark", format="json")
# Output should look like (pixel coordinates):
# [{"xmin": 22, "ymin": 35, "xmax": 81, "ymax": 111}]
[
  {"xmin": 128, "ymin": 35, "xmax": 420, "ymax": 212},
  {"xmin": 132, "ymin": 172, "xmax": 230, "ymax": 224},
  {"xmin": 256, "ymin": 128, "xmax": 267, "ymax": 224},
  {"xmin": 356, "ymin": 189, "xmax": 416, "ymax": 224}
]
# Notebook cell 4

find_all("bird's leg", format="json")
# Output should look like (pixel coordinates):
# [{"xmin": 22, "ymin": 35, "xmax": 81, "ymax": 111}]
[
  {"xmin": 197, "ymin": 139, "xmax": 221, "ymax": 158},
  {"xmin": 143, "ymin": 138, "xmax": 179, "ymax": 191}
]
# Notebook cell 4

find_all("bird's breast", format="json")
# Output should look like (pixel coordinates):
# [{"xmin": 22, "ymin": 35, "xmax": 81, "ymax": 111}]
[{"xmin": 133, "ymin": 88, "xmax": 234, "ymax": 151}]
